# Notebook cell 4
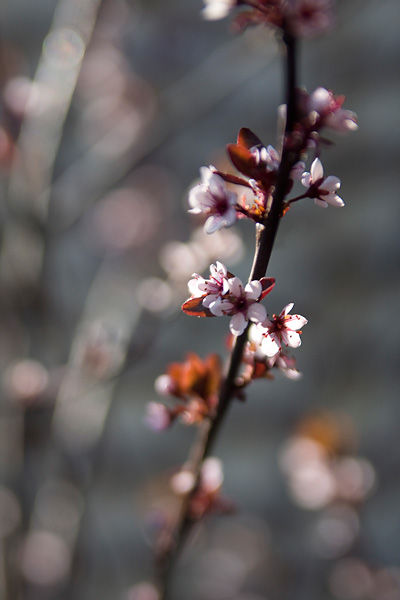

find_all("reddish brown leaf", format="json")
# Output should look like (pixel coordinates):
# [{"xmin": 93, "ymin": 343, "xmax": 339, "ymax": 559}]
[
  {"xmin": 181, "ymin": 296, "xmax": 214, "ymax": 317},
  {"xmin": 237, "ymin": 127, "xmax": 263, "ymax": 149},
  {"xmin": 259, "ymin": 277, "xmax": 275, "ymax": 300},
  {"xmin": 226, "ymin": 143, "xmax": 258, "ymax": 178}
]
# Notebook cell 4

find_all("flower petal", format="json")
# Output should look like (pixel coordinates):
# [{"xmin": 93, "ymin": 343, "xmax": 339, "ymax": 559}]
[
  {"xmin": 325, "ymin": 194, "xmax": 345, "ymax": 208},
  {"xmin": 281, "ymin": 303, "xmax": 295, "ymax": 317},
  {"xmin": 310, "ymin": 158, "xmax": 323, "ymax": 181},
  {"xmin": 301, "ymin": 172, "xmax": 311, "ymax": 188},
  {"xmin": 314, "ymin": 198, "xmax": 328, "ymax": 208},
  {"xmin": 188, "ymin": 276, "xmax": 205, "ymax": 296},
  {"xmin": 229, "ymin": 312, "xmax": 247, "ymax": 336},
  {"xmin": 209, "ymin": 299, "xmax": 234, "ymax": 316},
  {"xmin": 261, "ymin": 334, "xmax": 281, "ymax": 357},
  {"xmin": 245, "ymin": 280, "xmax": 262, "ymax": 300},
  {"xmin": 282, "ymin": 330, "xmax": 302, "ymax": 349},
  {"xmin": 228, "ymin": 277, "xmax": 244, "ymax": 298},
  {"xmin": 205, "ymin": 215, "xmax": 223, "ymax": 234},
  {"xmin": 208, "ymin": 172, "xmax": 227, "ymax": 198},
  {"xmin": 248, "ymin": 302, "xmax": 267, "ymax": 323},
  {"xmin": 285, "ymin": 314, "xmax": 308, "ymax": 330},
  {"xmin": 322, "ymin": 175, "xmax": 341, "ymax": 192}
]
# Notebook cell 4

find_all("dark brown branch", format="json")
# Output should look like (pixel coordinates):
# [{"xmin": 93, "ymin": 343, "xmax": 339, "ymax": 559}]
[{"xmin": 158, "ymin": 31, "xmax": 299, "ymax": 600}]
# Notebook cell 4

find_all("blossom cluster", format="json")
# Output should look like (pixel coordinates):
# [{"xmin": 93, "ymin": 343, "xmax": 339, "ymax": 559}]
[
  {"xmin": 183, "ymin": 261, "xmax": 275, "ymax": 336},
  {"xmin": 187, "ymin": 87, "xmax": 356, "ymax": 236},
  {"xmin": 149, "ymin": 84, "xmax": 357, "ymax": 432},
  {"xmin": 148, "ymin": 260, "xmax": 308, "ymax": 431},
  {"xmin": 146, "ymin": 352, "xmax": 222, "ymax": 431},
  {"xmin": 202, "ymin": 0, "xmax": 335, "ymax": 39}
]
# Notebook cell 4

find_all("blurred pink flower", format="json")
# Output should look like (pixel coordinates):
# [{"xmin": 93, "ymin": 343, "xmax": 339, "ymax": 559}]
[
  {"xmin": 201, "ymin": 0, "xmax": 236, "ymax": 20},
  {"xmin": 188, "ymin": 167, "xmax": 237, "ymax": 234},
  {"xmin": 284, "ymin": 0, "xmax": 335, "ymax": 38},
  {"xmin": 308, "ymin": 87, "xmax": 358, "ymax": 133}
]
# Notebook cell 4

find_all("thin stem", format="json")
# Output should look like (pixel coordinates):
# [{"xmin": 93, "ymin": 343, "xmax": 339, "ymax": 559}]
[
  {"xmin": 158, "ymin": 31, "xmax": 299, "ymax": 600},
  {"xmin": 286, "ymin": 192, "xmax": 309, "ymax": 205}
]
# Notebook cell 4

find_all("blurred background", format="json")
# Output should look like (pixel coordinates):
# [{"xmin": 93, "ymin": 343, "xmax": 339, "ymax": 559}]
[{"xmin": 0, "ymin": 0, "xmax": 399, "ymax": 599}]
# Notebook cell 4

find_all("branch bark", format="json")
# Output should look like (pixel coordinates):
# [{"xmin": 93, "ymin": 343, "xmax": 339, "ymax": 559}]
[{"xmin": 158, "ymin": 32, "xmax": 299, "ymax": 599}]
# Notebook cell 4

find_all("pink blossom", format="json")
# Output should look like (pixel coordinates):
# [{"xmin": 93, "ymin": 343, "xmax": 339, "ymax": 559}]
[
  {"xmin": 189, "ymin": 167, "xmax": 238, "ymax": 234},
  {"xmin": 202, "ymin": 0, "xmax": 236, "ymax": 20},
  {"xmin": 188, "ymin": 261, "xmax": 230, "ymax": 307},
  {"xmin": 308, "ymin": 87, "xmax": 358, "ymax": 133},
  {"xmin": 271, "ymin": 352, "xmax": 303, "ymax": 380},
  {"xmin": 248, "ymin": 324, "xmax": 303, "ymax": 380},
  {"xmin": 291, "ymin": 160, "xmax": 306, "ymax": 180},
  {"xmin": 145, "ymin": 402, "xmax": 172, "ymax": 431},
  {"xmin": 284, "ymin": 0, "xmax": 335, "ymax": 38},
  {"xmin": 301, "ymin": 158, "xmax": 344, "ymax": 208},
  {"xmin": 209, "ymin": 277, "xmax": 266, "ymax": 336},
  {"xmin": 256, "ymin": 303, "xmax": 308, "ymax": 357}
]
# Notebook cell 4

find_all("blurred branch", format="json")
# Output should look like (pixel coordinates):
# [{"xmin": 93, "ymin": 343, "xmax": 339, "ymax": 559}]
[
  {"xmin": 49, "ymin": 30, "xmax": 278, "ymax": 230},
  {"xmin": 6, "ymin": 0, "xmax": 102, "ymax": 221}
]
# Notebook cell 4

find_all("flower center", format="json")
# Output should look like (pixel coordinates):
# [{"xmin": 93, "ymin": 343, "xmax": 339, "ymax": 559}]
[
  {"xmin": 235, "ymin": 297, "xmax": 247, "ymax": 311},
  {"xmin": 213, "ymin": 196, "xmax": 229, "ymax": 214}
]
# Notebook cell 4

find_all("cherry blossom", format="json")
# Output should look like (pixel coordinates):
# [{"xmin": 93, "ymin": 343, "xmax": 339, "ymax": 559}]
[
  {"xmin": 308, "ymin": 87, "xmax": 358, "ymax": 133},
  {"xmin": 291, "ymin": 160, "xmax": 307, "ymax": 180},
  {"xmin": 284, "ymin": 0, "xmax": 335, "ymax": 38},
  {"xmin": 188, "ymin": 261, "xmax": 230, "ymax": 307},
  {"xmin": 247, "ymin": 324, "xmax": 302, "ymax": 380},
  {"xmin": 209, "ymin": 277, "xmax": 266, "ymax": 336},
  {"xmin": 202, "ymin": 0, "xmax": 236, "ymax": 20},
  {"xmin": 189, "ymin": 167, "xmax": 238, "ymax": 234},
  {"xmin": 301, "ymin": 158, "xmax": 344, "ymax": 208},
  {"xmin": 256, "ymin": 303, "xmax": 308, "ymax": 357}
]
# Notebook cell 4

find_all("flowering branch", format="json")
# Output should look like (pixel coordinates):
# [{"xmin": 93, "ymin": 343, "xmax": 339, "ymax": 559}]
[{"xmin": 150, "ymin": 2, "xmax": 358, "ymax": 597}]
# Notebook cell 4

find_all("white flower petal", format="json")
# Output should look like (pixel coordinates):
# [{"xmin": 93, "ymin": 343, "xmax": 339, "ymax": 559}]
[
  {"xmin": 200, "ymin": 166, "xmax": 213, "ymax": 184},
  {"xmin": 203, "ymin": 293, "xmax": 221, "ymax": 308},
  {"xmin": 188, "ymin": 276, "xmax": 205, "ymax": 296},
  {"xmin": 208, "ymin": 172, "xmax": 227, "ymax": 198},
  {"xmin": 228, "ymin": 277, "xmax": 244, "ymax": 298},
  {"xmin": 205, "ymin": 215, "xmax": 223, "ymax": 234},
  {"xmin": 309, "ymin": 87, "xmax": 331, "ymax": 113},
  {"xmin": 281, "ymin": 303, "xmax": 295, "ymax": 317},
  {"xmin": 220, "ymin": 206, "xmax": 238, "ymax": 228},
  {"xmin": 311, "ymin": 158, "xmax": 324, "ymax": 181},
  {"xmin": 301, "ymin": 172, "xmax": 311, "ymax": 188},
  {"xmin": 248, "ymin": 323, "xmax": 263, "ymax": 345},
  {"xmin": 202, "ymin": 1, "xmax": 232, "ymax": 20},
  {"xmin": 282, "ymin": 330, "xmax": 302, "ymax": 349},
  {"xmin": 229, "ymin": 312, "xmax": 247, "ymax": 336},
  {"xmin": 261, "ymin": 334, "xmax": 281, "ymax": 357},
  {"xmin": 314, "ymin": 198, "xmax": 328, "ymax": 208},
  {"xmin": 209, "ymin": 299, "xmax": 233, "ymax": 316},
  {"xmin": 245, "ymin": 280, "xmax": 262, "ymax": 300},
  {"xmin": 322, "ymin": 175, "xmax": 341, "ymax": 192},
  {"xmin": 189, "ymin": 186, "xmax": 214, "ymax": 210},
  {"xmin": 325, "ymin": 194, "xmax": 345, "ymax": 208},
  {"xmin": 248, "ymin": 302, "xmax": 267, "ymax": 323},
  {"xmin": 284, "ymin": 314, "xmax": 308, "ymax": 330},
  {"xmin": 214, "ymin": 261, "xmax": 227, "ymax": 275},
  {"xmin": 291, "ymin": 161, "xmax": 306, "ymax": 180}
]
